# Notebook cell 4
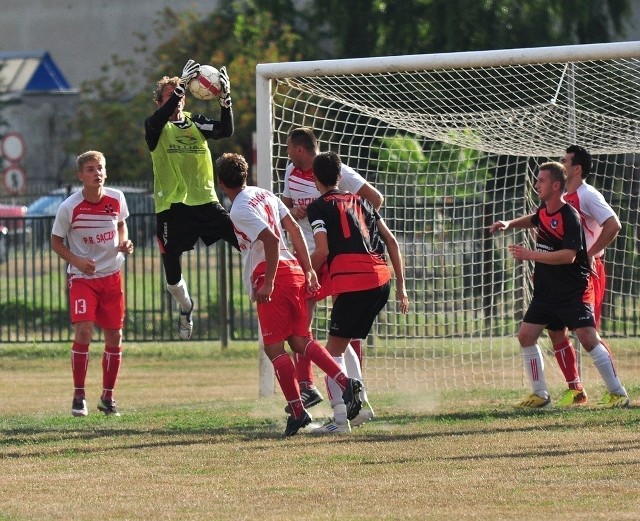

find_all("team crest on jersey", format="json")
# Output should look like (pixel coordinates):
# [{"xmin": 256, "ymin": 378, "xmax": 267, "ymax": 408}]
[
  {"xmin": 550, "ymin": 218, "xmax": 559, "ymax": 229},
  {"xmin": 104, "ymin": 203, "xmax": 114, "ymax": 214}
]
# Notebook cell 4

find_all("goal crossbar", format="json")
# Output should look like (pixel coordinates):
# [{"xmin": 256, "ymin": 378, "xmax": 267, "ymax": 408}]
[{"xmin": 257, "ymin": 41, "xmax": 640, "ymax": 78}]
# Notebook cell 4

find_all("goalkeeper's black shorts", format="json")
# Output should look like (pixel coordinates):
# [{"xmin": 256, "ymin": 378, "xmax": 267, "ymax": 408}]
[{"xmin": 155, "ymin": 202, "xmax": 239, "ymax": 255}]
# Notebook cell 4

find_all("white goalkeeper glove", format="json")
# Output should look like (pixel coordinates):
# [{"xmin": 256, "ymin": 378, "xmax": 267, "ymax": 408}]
[
  {"xmin": 218, "ymin": 66, "xmax": 232, "ymax": 108},
  {"xmin": 174, "ymin": 59, "xmax": 200, "ymax": 97}
]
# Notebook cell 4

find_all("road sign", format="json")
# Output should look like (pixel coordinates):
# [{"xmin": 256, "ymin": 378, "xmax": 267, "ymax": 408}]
[
  {"xmin": 2, "ymin": 166, "xmax": 27, "ymax": 194},
  {"xmin": 1, "ymin": 132, "xmax": 26, "ymax": 163}
]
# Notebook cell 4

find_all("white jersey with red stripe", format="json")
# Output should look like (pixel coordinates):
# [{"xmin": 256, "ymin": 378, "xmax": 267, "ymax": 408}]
[
  {"xmin": 229, "ymin": 186, "xmax": 303, "ymax": 300},
  {"xmin": 563, "ymin": 182, "xmax": 617, "ymax": 258},
  {"xmin": 51, "ymin": 187, "xmax": 129, "ymax": 278},
  {"xmin": 283, "ymin": 161, "xmax": 367, "ymax": 248}
]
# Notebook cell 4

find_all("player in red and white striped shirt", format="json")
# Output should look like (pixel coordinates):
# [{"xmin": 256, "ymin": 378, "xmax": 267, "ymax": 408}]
[
  {"xmin": 51, "ymin": 151, "xmax": 134, "ymax": 418},
  {"xmin": 215, "ymin": 152, "xmax": 364, "ymax": 436},
  {"xmin": 283, "ymin": 127, "xmax": 384, "ymax": 426}
]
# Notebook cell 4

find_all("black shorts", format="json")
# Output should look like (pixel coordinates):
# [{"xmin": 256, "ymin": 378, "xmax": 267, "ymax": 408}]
[
  {"xmin": 329, "ymin": 282, "xmax": 390, "ymax": 339},
  {"xmin": 523, "ymin": 296, "xmax": 596, "ymax": 331},
  {"xmin": 156, "ymin": 202, "xmax": 239, "ymax": 255}
]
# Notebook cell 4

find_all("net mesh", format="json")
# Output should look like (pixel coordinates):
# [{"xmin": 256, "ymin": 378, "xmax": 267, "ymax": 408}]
[{"xmin": 266, "ymin": 52, "xmax": 640, "ymax": 392}]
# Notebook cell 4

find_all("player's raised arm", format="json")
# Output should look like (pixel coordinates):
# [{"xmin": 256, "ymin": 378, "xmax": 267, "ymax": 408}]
[{"xmin": 489, "ymin": 214, "xmax": 536, "ymax": 234}]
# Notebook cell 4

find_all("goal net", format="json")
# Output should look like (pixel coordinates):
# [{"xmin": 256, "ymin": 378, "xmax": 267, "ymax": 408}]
[{"xmin": 255, "ymin": 42, "xmax": 640, "ymax": 395}]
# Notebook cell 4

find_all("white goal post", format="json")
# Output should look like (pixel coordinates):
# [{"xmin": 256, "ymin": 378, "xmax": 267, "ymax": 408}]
[{"xmin": 255, "ymin": 42, "xmax": 640, "ymax": 397}]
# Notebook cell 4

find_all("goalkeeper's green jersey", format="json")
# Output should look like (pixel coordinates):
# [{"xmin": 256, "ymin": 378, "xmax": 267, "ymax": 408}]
[{"xmin": 150, "ymin": 111, "xmax": 219, "ymax": 213}]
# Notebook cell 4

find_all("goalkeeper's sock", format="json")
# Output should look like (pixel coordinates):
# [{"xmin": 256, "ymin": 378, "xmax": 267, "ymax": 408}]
[
  {"xmin": 166, "ymin": 278, "xmax": 192, "ymax": 312},
  {"xmin": 588, "ymin": 342, "xmax": 626, "ymax": 396},
  {"xmin": 522, "ymin": 344, "xmax": 549, "ymax": 399},
  {"xmin": 553, "ymin": 339, "xmax": 583, "ymax": 391}
]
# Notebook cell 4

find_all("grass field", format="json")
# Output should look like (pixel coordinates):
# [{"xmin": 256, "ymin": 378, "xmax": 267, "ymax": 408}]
[{"xmin": 1, "ymin": 342, "xmax": 639, "ymax": 520}]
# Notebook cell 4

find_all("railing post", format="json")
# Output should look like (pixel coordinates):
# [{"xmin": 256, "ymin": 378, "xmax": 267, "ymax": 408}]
[{"xmin": 218, "ymin": 240, "xmax": 229, "ymax": 349}]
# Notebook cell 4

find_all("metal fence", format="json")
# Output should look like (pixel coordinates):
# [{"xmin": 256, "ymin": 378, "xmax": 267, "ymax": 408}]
[
  {"xmin": 2, "ymin": 209, "xmax": 638, "ymax": 346},
  {"xmin": 0, "ymin": 214, "xmax": 259, "ymax": 344}
]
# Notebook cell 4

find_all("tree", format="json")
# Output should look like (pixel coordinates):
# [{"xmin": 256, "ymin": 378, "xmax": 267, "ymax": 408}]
[
  {"xmin": 306, "ymin": 0, "xmax": 632, "ymax": 58},
  {"xmin": 70, "ymin": 2, "xmax": 308, "ymax": 181},
  {"xmin": 69, "ymin": 0, "xmax": 633, "ymax": 181}
]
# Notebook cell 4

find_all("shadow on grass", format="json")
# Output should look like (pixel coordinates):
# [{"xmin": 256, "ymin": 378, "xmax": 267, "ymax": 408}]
[{"xmin": 2, "ymin": 406, "xmax": 638, "ymax": 460}]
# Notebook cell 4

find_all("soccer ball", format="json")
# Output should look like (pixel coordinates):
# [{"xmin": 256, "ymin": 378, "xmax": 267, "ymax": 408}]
[{"xmin": 188, "ymin": 65, "xmax": 222, "ymax": 100}]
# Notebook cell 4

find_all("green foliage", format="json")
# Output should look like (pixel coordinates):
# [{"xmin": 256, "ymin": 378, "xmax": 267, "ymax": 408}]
[
  {"xmin": 307, "ymin": 0, "xmax": 632, "ymax": 57},
  {"xmin": 69, "ymin": 4, "xmax": 307, "ymax": 181},
  {"xmin": 372, "ymin": 133, "xmax": 492, "ymax": 198},
  {"xmin": 0, "ymin": 300, "xmax": 67, "ymax": 334},
  {"xmin": 67, "ymin": 0, "xmax": 631, "ymax": 182}
]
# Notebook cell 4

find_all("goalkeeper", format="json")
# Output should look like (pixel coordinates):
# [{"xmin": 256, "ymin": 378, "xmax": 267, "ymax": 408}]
[{"xmin": 144, "ymin": 59, "xmax": 239, "ymax": 340}]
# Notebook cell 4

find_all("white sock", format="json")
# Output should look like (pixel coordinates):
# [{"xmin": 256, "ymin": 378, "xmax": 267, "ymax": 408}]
[
  {"xmin": 522, "ymin": 344, "xmax": 549, "ymax": 399},
  {"xmin": 588, "ymin": 343, "xmax": 626, "ymax": 395},
  {"xmin": 333, "ymin": 403, "xmax": 348, "ymax": 425},
  {"xmin": 166, "ymin": 278, "xmax": 192, "ymax": 311},
  {"xmin": 325, "ymin": 355, "xmax": 346, "ymax": 408},
  {"xmin": 344, "ymin": 344, "xmax": 369, "ymax": 404}
]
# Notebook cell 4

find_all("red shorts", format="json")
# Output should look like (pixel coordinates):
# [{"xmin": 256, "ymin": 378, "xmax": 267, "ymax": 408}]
[
  {"xmin": 68, "ymin": 272, "xmax": 125, "ymax": 330},
  {"xmin": 257, "ymin": 280, "xmax": 309, "ymax": 345},
  {"xmin": 293, "ymin": 251, "xmax": 333, "ymax": 302},
  {"xmin": 309, "ymin": 263, "xmax": 333, "ymax": 302},
  {"xmin": 592, "ymin": 257, "xmax": 606, "ymax": 328}
]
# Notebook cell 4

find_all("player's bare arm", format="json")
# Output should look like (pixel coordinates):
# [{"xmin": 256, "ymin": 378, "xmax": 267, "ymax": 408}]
[
  {"xmin": 256, "ymin": 228, "xmax": 279, "ymax": 303},
  {"xmin": 587, "ymin": 215, "xmax": 621, "ymax": 258},
  {"xmin": 51, "ymin": 234, "xmax": 96, "ymax": 275},
  {"xmin": 310, "ymin": 230, "xmax": 329, "ymax": 274},
  {"xmin": 377, "ymin": 218, "xmax": 409, "ymax": 314},
  {"xmin": 282, "ymin": 214, "xmax": 319, "ymax": 293},
  {"xmin": 356, "ymin": 182, "xmax": 384, "ymax": 211},
  {"xmin": 489, "ymin": 214, "xmax": 536, "ymax": 234},
  {"xmin": 282, "ymin": 195, "xmax": 307, "ymax": 220},
  {"xmin": 508, "ymin": 244, "xmax": 578, "ymax": 265},
  {"xmin": 117, "ymin": 220, "xmax": 134, "ymax": 255}
]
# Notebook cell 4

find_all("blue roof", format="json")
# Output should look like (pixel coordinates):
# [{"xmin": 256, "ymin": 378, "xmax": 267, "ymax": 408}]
[{"xmin": 0, "ymin": 51, "xmax": 73, "ymax": 93}]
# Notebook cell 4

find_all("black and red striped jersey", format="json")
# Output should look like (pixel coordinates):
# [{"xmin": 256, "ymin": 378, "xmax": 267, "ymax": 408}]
[
  {"xmin": 530, "ymin": 202, "xmax": 591, "ymax": 303},
  {"xmin": 307, "ymin": 189, "xmax": 391, "ymax": 294}
]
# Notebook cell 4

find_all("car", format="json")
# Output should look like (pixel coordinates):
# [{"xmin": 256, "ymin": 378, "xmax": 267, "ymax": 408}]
[
  {"xmin": 0, "ymin": 203, "xmax": 27, "ymax": 263},
  {"xmin": 26, "ymin": 186, "xmax": 155, "ymax": 247}
]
